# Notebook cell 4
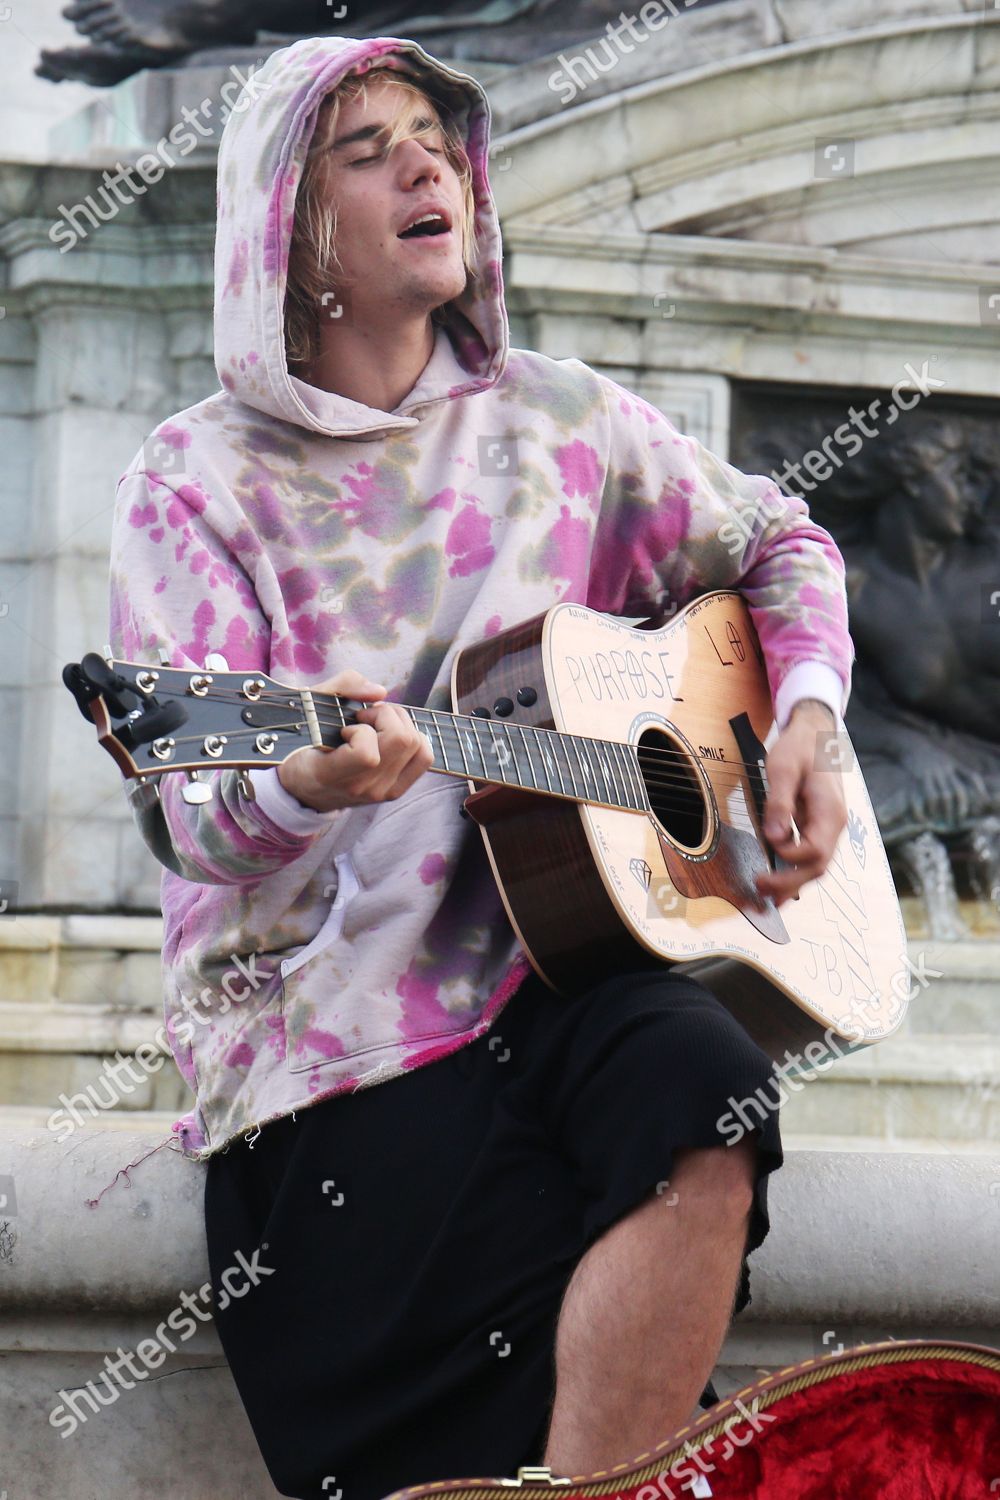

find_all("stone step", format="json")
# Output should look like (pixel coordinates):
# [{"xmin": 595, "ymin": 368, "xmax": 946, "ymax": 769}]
[
  {"xmin": 0, "ymin": 1002, "xmax": 192, "ymax": 1117},
  {"xmin": 770, "ymin": 1033, "xmax": 1000, "ymax": 1146},
  {"xmin": 3, "ymin": 918, "xmax": 995, "ymax": 1029},
  {"xmin": 894, "ymin": 936, "xmax": 1000, "ymax": 1036},
  {"xmin": 1, "ymin": 916, "xmax": 997, "ymax": 1143},
  {"xmin": 0, "ymin": 1103, "xmax": 179, "ymax": 1135},
  {"xmin": 780, "ymin": 1130, "xmax": 1000, "ymax": 1155}
]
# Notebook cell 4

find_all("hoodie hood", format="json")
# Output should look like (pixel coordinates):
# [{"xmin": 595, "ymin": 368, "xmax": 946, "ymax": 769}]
[{"xmin": 213, "ymin": 35, "xmax": 509, "ymax": 439}]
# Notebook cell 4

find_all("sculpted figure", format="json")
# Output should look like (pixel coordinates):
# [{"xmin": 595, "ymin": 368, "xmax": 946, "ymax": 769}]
[{"xmin": 744, "ymin": 408, "xmax": 1000, "ymax": 937}]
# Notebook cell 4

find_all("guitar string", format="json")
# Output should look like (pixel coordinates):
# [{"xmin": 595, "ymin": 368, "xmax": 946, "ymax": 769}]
[
  {"xmin": 122, "ymin": 713, "xmax": 776, "ymax": 821},
  {"xmin": 129, "ymin": 715, "xmax": 765, "ymax": 812},
  {"xmin": 286, "ymin": 695, "xmax": 785, "ymax": 778},
  {"xmin": 122, "ymin": 683, "xmax": 795, "ymax": 783},
  {"xmin": 131, "ymin": 727, "xmax": 764, "ymax": 831}
]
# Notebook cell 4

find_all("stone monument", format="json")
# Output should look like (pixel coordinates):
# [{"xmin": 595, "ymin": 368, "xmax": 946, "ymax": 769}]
[{"xmin": 39, "ymin": 0, "xmax": 728, "ymax": 83}]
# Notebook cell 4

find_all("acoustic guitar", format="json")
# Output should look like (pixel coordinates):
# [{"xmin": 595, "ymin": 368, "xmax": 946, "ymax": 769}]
[{"xmin": 63, "ymin": 590, "xmax": 908, "ymax": 1069}]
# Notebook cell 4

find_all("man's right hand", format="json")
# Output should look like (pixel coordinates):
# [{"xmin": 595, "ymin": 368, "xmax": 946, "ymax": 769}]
[{"xmin": 276, "ymin": 669, "xmax": 435, "ymax": 813}]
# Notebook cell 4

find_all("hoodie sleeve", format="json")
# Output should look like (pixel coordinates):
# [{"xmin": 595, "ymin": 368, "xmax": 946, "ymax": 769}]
[
  {"xmin": 589, "ymin": 373, "xmax": 854, "ymax": 729},
  {"xmin": 108, "ymin": 470, "xmax": 343, "ymax": 886}
]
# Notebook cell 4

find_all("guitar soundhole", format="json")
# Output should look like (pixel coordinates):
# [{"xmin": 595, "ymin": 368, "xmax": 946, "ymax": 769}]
[{"xmin": 636, "ymin": 729, "xmax": 707, "ymax": 849}]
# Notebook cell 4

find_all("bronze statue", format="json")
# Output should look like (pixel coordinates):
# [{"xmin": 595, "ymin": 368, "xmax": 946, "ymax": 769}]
[
  {"xmin": 737, "ymin": 402, "xmax": 1000, "ymax": 938},
  {"xmin": 38, "ymin": 0, "xmax": 727, "ymax": 85}
]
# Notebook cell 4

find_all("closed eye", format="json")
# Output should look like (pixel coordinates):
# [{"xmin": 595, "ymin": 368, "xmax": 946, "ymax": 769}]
[{"xmin": 350, "ymin": 144, "xmax": 444, "ymax": 165}]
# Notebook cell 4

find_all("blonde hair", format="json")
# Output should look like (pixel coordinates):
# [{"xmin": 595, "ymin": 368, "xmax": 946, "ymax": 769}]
[{"xmin": 285, "ymin": 66, "xmax": 478, "ymax": 368}]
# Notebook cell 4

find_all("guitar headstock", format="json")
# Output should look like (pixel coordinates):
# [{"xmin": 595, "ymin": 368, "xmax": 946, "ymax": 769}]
[{"xmin": 62, "ymin": 648, "xmax": 346, "ymax": 803}]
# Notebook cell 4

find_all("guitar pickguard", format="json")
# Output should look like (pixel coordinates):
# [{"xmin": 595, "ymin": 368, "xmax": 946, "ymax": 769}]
[{"xmin": 656, "ymin": 823, "xmax": 790, "ymax": 944}]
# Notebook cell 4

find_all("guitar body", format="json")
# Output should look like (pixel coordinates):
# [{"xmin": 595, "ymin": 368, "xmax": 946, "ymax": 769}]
[{"xmin": 452, "ymin": 591, "xmax": 908, "ymax": 1066}]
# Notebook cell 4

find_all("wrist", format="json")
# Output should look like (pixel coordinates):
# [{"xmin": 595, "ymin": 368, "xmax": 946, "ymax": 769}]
[
  {"xmin": 789, "ymin": 697, "xmax": 837, "ymax": 729},
  {"xmin": 277, "ymin": 757, "xmax": 322, "ymax": 812},
  {"xmin": 277, "ymin": 753, "xmax": 348, "ymax": 815}
]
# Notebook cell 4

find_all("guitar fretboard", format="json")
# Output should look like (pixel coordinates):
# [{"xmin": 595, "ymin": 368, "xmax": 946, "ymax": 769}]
[{"xmin": 316, "ymin": 695, "xmax": 650, "ymax": 813}]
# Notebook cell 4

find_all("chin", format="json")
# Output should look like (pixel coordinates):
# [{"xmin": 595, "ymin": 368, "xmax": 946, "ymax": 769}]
[{"xmin": 420, "ymin": 268, "xmax": 468, "ymax": 307}]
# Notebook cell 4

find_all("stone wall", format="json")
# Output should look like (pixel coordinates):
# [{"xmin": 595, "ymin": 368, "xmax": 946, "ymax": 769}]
[{"xmin": 1, "ymin": 1130, "xmax": 998, "ymax": 1496}]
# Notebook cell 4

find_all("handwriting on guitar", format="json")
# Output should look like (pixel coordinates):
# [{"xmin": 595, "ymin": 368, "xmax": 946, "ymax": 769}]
[
  {"xmin": 802, "ymin": 939, "xmax": 844, "ymax": 994},
  {"xmin": 564, "ymin": 648, "xmax": 683, "ymax": 705}
]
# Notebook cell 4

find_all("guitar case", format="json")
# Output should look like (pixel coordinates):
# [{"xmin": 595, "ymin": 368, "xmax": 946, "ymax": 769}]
[{"xmin": 384, "ymin": 1340, "xmax": 1000, "ymax": 1500}]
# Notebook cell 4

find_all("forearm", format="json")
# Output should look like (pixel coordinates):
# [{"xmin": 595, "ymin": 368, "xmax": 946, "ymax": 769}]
[
  {"xmin": 110, "ymin": 470, "xmax": 344, "ymax": 886},
  {"xmin": 126, "ymin": 764, "xmax": 343, "ymax": 886}
]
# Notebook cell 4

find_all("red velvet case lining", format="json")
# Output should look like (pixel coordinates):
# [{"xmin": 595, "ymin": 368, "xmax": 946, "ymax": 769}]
[{"xmin": 634, "ymin": 1355, "xmax": 1000, "ymax": 1500}]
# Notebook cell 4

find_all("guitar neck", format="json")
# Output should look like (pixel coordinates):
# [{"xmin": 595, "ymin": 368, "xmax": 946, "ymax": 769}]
[{"xmin": 309, "ymin": 690, "xmax": 649, "ymax": 814}]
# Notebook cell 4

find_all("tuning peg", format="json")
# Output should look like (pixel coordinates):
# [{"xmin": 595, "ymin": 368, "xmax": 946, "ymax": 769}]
[
  {"xmin": 237, "ymin": 770, "xmax": 256, "ymax": 802},
  {"xmin": 157, "ymin": 647, "xmax": 171, "ymax": 665},
  {"xmin": 129, "ymin": 774, "xmax": 162, "ymax": 810},
  {"xmin": 103, "ymin": 643, "xmax": 113, "ymax": 664},
  {"xmin": 205, "ymin": 652, "xmax": 230, "ymax": 671},
  {"xmin": 180, "ymin": 770, "xmax": 214, "ymax": 805}
]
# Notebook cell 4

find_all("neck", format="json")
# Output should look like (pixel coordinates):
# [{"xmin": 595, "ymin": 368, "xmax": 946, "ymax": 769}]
[{"xmin": 295, "ymin": 310, "xmax": 436, "ymax": 412}]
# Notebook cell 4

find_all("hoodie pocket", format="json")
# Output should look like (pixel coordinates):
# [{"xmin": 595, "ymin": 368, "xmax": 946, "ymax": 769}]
[
  {"xmin": 278, "ymin": 849, "xmax": 361, "ymax": 982},
  {"xmin": 279, "ymin": 774, "xmax": 471, "ymax": 1072}
]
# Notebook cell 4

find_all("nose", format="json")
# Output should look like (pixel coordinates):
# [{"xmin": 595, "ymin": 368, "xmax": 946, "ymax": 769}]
[{"xmin": 397, "ymin": 135, "xmax": 444, "ymax": 187}]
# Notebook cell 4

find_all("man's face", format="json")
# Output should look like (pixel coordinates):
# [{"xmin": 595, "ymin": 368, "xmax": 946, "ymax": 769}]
[{"xmin": 310, "ymin": 75, "xmax": 469, "ymax": 324}]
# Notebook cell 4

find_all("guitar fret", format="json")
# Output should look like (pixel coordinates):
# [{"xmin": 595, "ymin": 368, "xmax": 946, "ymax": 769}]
[
  {"xmin": 467, "ymin": 714, "xmax": 504, "ymax": 782},
  {"xmin": 623, "ymin": 742, "xmax": 646, "ymax": 810},
  {"xmin": 443, "ymin": 712, "xmax": 472, "ymax": 777},
  {"xmin": 605, "ymin": 739, "xmax": 627, "ymax": 807},
  {"xmin": 490, "ymin": 721, "xmax": 517, "ymax": 783},
  {"xmin": 611, "ymin": 737, "xmax": 636, "ymax": 809},
  {"xmin": 514, "ymin": 724, "xmax": 541, "ymax": 790},
  {"xmin": 550, "ymin": 732, "xmax": 575, "ymax": 798},
  {"xmin": 460, "ymin": 720, "xmax": 484, "ymax": 777},
  {"xmin": 425, "ymin": 709, "xmax": 448, "ymax": 768},
  {"xmin": 441, "ymin": 711, "xmax": 471, "ymax": 775},
  {"xmin": 535, "ymin": 728, "xmax": 557, "ymax": 794},
  {"xmin": 602, "ymin": 739, "xmax": 625, "ymax": 808},
  {"xmin": 596, "ymin": 743, "xmax": 615, "ymax": 805},
  {"xmin": 538, "ymin": 729, "xmax": 565, "ymax": 795},
  {"xmin": 614, "ymin": 739, "xmax": 641, "ymax": 810},
  {"xmin": 627, "ymin": 743, "xmax": 645, "ymax": 810},
  {"xmin": 567, "ymin": 735, "xmax": 590, "ymax": 802}
]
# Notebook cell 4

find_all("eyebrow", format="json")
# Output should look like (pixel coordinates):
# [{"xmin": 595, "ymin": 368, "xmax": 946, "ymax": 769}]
[{"xmin": 331, "ymin": 114, "xmax": 439, "ymax": 151}]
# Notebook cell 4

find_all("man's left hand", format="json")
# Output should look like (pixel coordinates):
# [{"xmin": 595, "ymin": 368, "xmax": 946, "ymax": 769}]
[{"xmin": 754, "ymin": 700, "xmax": 848, "ymax": 907}]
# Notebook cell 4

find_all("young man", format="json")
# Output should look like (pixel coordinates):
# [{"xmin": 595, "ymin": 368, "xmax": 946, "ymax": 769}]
[{"xmin": 108, "ymin": 33, "xmax": 851, "ymax": 1500}]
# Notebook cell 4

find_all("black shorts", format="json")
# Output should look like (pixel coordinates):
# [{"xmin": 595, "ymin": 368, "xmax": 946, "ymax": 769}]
[{"xmin": 204, "ymin": 964, "xmax": 783, "ymax": 1500}]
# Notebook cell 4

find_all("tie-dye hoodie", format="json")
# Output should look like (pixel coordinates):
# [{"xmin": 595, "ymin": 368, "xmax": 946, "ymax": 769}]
[{"xmin": 107, "ymin": 33, "xmax": 853, "ymax": 1160}]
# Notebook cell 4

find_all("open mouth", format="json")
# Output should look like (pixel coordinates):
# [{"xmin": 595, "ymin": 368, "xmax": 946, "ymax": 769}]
[{"xmin": 397, "ymin": 213, "xmax": 452, "ymax": 241}]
